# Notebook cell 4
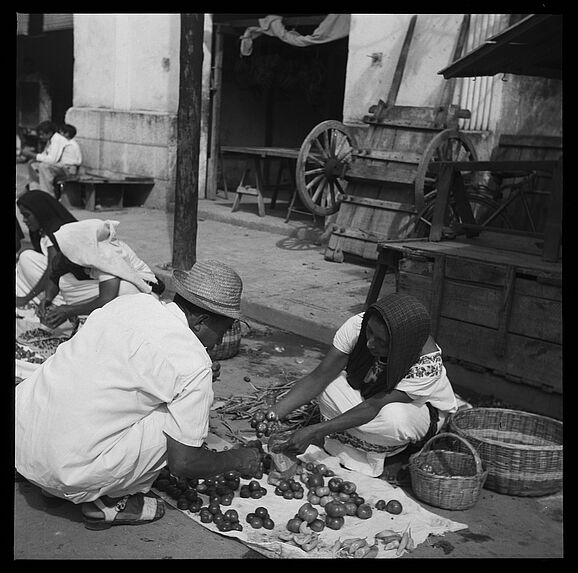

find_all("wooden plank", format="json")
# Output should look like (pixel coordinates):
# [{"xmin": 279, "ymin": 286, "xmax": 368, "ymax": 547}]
[
  {"xmin": 207, "ymin": 30, "xmax": 224, "ymax": 200},
  {"xmin": 428, "ymin": 160, "xmax": 558, "ymax": 172},
  {"xmin": 363, "ymin": 118, "xmax": 443, "ymax": 131},
  {"xmin": 429, "ymin": 163, "xmax": 453, "ymax": 241},
  {"xmin": 346, "ymin": 162, "xmax": 416, "ymax": 185},
  {"xmin": 498, "ymin": 134, "xmax": 563, "ymax": 150},
  {"xmin": 542, "ymin": 159, "xmax": 563, "ymax": 262},
  {"xmin": 386, "ymin": 15, "xmax": 417, "ymax": 107},
  {"xmin": 221, "ymin": 146, "xmax": 300, "ymax": 159},
  {"xmin": 341, "ymin": 195, "xmax": 417, "ymax": 213},
  {"xmin": 378, "ymin": 239, "xmax": 562, "ymax": 277},
  {"xmin": 352, "ymin": 149, "xmax": 422, "ymax": 164},
  {"xmin": 398, "ymin": 270, "xmax": 562, "ymax": 344},
  {"xmin": 494, "ymin": 266, "xmax": 516, "ymax": 356},
  {"xmin": 430, "ymin": 255, "xmax": 445, "ymax": 337},
  {"xmin": 435, "ymin": 317, "xmax": 562, "ymax": 393}
]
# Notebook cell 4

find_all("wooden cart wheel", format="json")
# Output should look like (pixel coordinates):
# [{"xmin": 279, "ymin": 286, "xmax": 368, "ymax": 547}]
[
  {"xmin": 296, "ymin": 120, "xmax": 357, "ymax": 216},
  {"xmin": 414, "ymin": 128, "xmax": 478, "ymax": 215},
  {"xmin": 412, "ymin": 190, "xmax": 512, "ymax": 238}
]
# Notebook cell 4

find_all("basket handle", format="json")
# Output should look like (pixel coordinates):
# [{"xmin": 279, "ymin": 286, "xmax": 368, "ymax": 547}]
[{"xmin": 416, "ymin": 432, "xmax": 484, "ymax": 475}]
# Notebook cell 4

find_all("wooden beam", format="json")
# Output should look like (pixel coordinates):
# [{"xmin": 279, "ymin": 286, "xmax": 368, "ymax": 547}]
[{"xmin": 206, "ymin": 30, "xmax": 224, "ymax": 200}]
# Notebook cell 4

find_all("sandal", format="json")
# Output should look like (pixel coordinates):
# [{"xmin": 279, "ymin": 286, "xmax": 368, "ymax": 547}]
[{"xmin": 82, "ymin": 493, "xmax": 165, "ymax": 530}]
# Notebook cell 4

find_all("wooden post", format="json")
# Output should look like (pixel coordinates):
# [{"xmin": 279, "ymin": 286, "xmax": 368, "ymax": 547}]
[
  {"xmin": 429, "ymin": 164, "xmax": 453, "ymax": 242},
  {"xmin": 173, "ymin": 13, "xmax": 205, "ymax": 270},
  {"xmin": 206, "ymin": 29, "xmax": 224, "ymax": 200}
]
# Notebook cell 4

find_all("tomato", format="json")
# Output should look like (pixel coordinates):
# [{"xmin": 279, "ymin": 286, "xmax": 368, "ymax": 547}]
[
  {"xmin": 255, "ymin": 507, "xmax": 269, "ymax": 519},
  {"xmin": 224, "ymin": 509, "xmax": 239, "ymax": 522},
  {"xmin": 256, "ymin": 422, "xmax": 268, "ymax": 434},
  {"xmin": 325, "ymin": 469, "xmax": 335, "ymax": 477},
  {"xmin": 324, "ymin": 501, "xmax": 346, "ymax": 518},
  {"xmin": 200, "ymin": 510, "xmax": 213, "ymax": 523},
  {"xmin": 293, "ymin": 490, "xmax": 304, "ymax": 499},
  {"xmin": 344, "ymin": 501, "xmax": 358, "ymax": 516},
  {"xmin": 325, "ymin": 516, "xmax": 345, "ymax": 530},
  {"xmin": 315, "ymin": 486, "xmax": 331, "ymax": 497},
  {"xmin": 259, "ymin": 487, "xmax": 267, "ymax": 496},
  {"xmin": 262, "ymin": 517, "xmax": 275, "ymax": 530},
  {"xmin": 249, "ymin": 516, "xmax": 263, "ymax": 529},
  {"xmin": 305, "ymin": 462, "xmax": 315, "ymax": 472},
  {"xmin": 204, "ymin": 478, "xmax": 216, "ymax": 487},
  {"xmin": 307, "ymin": 474, "xmax": 324, "ymax": 489},
  {"xmin": 215, "ymin": 484, "xmax": 232, "ymax": 496},
  {"xmin": 297, "ymin": 503, "xmax": 319, "ymax": 524},
  {"xmin": 196, "ymin": 482, "xmax": 208, "ymax": 494},
  {"xmin": 252, "ymin": 411, "xmax": 266, "ymax": 423},
  {"xmin": 274, "ymin": 487, "xmax": 284, "ymax": 496},
  {"xmin": 239, "ymin": 485, "xmax": 251, "ymax": 498},
  {"xmin": 215, "ymin": 474, "xmax": 227, "ymax": 484},
  {"xmin": 185, "ymin": 490, "xmax": 198, "ymax": 502},
  {"xmin": 212, "ymin": 513, "xmax": 225, "ymax": 525},
  {"xmin": 282, "ymin": 490, "xmax": 294, "ymax": 500},
  {"xmin": 245, "ymin": 512, "xmax": 256, "ymax": 523},
  {"xmin": 225, "ymin": 478, "xmax": 240, "ymax": 491},
  {"xmin": 232, "ymin": 522, "xmax": 243, "ymax": 531},
  {"xmin": 386, "ymin": 500, "xmax": 403, "ymax": 515},
  {"xmin": 309, "ymin": 518, "xmax": 325, "ymax": 532},
  {"xmin": 314, "ymin": 464, "xmax": 328, "ymax": 475},
  {"xmin": 299, "ymin": 473, "xmax": 309, "ymax": 485},
  {"xmin": 319, "ymin": 495, "xmax": 333, "ymax": 507},
  {"xmin": 250, "ymin": 490, "xmax": 263, "ymax": 499},
  {"xmin": 188, "ymin": 499, "xmax": 203, "ymax": 513},
  {"xmin": 351, "ymin": 495, "xmax": 365, "ymax": 506},
  {"xmin": 307, "ymin": 493, "xmax": 321, "ymax": 505},
  {"xmin": 290, "ymin": 480, "xmax": 302, "ymax": 492},
  {"xmin": 328, "ymin": 477, "xmax": 343, "ymax": 492},
  {"xmin": 217, "ymin": 521, "xmax": 232, "ymax": 532},
  {"xmin": 340, "ymin": 481, "xmax": 357, "ymax": 495},
  {"xmin": 337, "ymin": 492, "xmax": 350, "ymax": 502},
  {"xmin": 375, "ymin": 499, "xmax": 387, "ymax": 510},
  {"xmin": 221, "ymin": 494, "xmax": 234, "ymax": 506},
  {"xmin": 286, "ymin": 518, "xmax": 303, "ymax": 533},
  {"xmin": 208, "ymin": 503, "xmax": 222, "ymax": 515},
  {"xmin": 248, "ymin": 480, "xmax": 261, "ymax": 491},
  {"xmin": 277, "ymin": 480, "xmax": 290, "ymax": 492},
  {"xmin": 177, "ymin": 497, "xmax": 189, "ymax": 510},
  {"xmin": 356, "ymin": 503, "xmax": 373, "ymax": 519}
]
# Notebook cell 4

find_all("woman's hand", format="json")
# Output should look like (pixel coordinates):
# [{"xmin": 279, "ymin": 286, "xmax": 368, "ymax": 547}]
[
  {"xmin": 44, "ymin": 305, "xmax": 73, "ymax": 329},
  {"xmin": 284, "ymin": 425, "xmax": 322, "ymax": 455}
]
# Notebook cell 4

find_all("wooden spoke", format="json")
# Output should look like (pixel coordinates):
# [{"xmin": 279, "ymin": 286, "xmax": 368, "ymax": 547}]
[{"xmin": 296, "ymin": 120, "xmax": 357, "ymax": 216}]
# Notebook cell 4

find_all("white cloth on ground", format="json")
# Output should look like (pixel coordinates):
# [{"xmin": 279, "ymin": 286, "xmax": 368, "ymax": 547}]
[{"xmin": 15, "ymin": 294, "xmax": 215, "ymax": 504}]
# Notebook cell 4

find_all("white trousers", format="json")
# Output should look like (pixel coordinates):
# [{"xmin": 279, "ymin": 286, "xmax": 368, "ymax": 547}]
[{"xmin": 318, "ymin": 373, "xmax": 442, "ymax": 477}]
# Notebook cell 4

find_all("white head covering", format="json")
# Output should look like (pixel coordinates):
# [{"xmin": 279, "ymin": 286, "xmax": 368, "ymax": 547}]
[{"xmin": 53, "ymin": 219, "xmax": 156, "ymax": 293}]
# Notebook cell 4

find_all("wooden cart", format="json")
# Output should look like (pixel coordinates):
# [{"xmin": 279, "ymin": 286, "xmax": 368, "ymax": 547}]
[{"xmin": 294, "ymin": 15, "xmax": 480, "ymax": 261}]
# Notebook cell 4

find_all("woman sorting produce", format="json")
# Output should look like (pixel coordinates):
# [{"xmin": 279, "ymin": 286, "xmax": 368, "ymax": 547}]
[
  {"xmin": 39, "ymin": 218, "xmax": 163, "ymax": 329},
  {"xmin": 16, "ymin": 189, "xmax": 98, "ymax": 309},
  {"xmin": 253, "ymin": 293, "xmax": 458, "ymax": 480}
]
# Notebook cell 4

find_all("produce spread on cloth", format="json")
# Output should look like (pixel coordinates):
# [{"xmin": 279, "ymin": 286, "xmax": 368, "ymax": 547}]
[
  {"xmin": 15, "ymin": 304, "xmax": 79, "ymax": 382},
  {"xmin": 153, "ymin": 437, "xmax": 467, "ymax": 559}
]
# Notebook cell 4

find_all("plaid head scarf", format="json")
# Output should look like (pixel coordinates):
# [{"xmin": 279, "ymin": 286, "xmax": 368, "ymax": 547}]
[{"xmin": 345, "ymin": 293, "xmax": 432, "ymax": 399}]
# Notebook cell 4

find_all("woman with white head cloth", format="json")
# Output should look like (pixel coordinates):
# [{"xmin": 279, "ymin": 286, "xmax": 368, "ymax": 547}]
[{"xmin": 41, "ymin": 218, "xmax": 163, "ymax": 329}]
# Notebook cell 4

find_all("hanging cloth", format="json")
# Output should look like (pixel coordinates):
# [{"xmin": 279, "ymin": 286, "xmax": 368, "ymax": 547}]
[{"xmin": 240, "ymin": 14, "xmax": 350, "ymax": 56}]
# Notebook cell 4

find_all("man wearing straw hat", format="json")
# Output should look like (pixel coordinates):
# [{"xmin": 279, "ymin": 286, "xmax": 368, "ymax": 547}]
[{"xmin": 15, "ymin": 259, "xmax": 262, "ymax": 530}]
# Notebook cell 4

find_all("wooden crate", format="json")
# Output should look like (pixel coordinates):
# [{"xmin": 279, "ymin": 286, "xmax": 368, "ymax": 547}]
[{"xmin": 369, "ymin": 234, "xmax": 562, "ymax": 416}]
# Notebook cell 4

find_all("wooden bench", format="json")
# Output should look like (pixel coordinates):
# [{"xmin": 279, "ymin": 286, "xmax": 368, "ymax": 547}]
[{"xmin": 55, "ymin": 171, "xmax": 155, "ymax": 211}]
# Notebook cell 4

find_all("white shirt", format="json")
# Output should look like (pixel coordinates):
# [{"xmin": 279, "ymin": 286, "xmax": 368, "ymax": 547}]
[
  {"xmin": 15, "ymin": 294, "xmax": 214, "ymax": 496},
  {"xmin": 35, "ymin": 132, "xmax": 69, "ymax": 164},
  {"xmin": 332, "ymin": 313, "xmax": 458, "ymax": 415},
  {"xmin": 60, "ymin": 138, "xmax": 82, "ymax": 166}
]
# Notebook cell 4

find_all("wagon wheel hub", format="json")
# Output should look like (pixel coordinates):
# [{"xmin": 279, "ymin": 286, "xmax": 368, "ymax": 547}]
[{"xmin": 323, "ymin": 157, "xmax": 346, "ymax": 179}]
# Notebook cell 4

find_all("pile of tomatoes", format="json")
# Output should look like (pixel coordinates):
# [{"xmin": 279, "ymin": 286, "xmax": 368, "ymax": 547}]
[
  {"xmin": 283, "ymin": 462, "xmax": 373, "ymax": 532},
  {"xmin": 250, "ymin": 410, "xmax": 280, "ymax": 439}
]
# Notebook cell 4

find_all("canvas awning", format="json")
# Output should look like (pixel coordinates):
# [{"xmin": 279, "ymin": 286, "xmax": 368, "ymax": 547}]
[{"xmin": 439, "ymin": 13, "xmax": 562, "ymax": 80}]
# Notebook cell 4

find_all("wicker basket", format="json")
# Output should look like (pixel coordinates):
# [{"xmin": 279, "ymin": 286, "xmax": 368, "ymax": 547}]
[
  {"xmin": 448, "ymin": 408, "xmax": 563, "ymax": 497},
  {"xmin": 208, "ymin": 319, "xmax": 242, "ymax": 361},
  {"xmin": 409, "ymin": 432, "xmax": 488, "ymax": 510}
]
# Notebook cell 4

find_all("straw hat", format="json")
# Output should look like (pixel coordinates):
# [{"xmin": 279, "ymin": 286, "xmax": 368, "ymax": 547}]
[{"xmin": 172, "ymin": 259, "xmax": 243, "ymax": 319}]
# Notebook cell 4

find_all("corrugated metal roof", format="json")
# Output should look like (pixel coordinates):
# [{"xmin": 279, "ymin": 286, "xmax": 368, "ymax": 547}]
[{"xmin": 439, "ymin": 14, "xmax": 562, "ymax": 80}]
